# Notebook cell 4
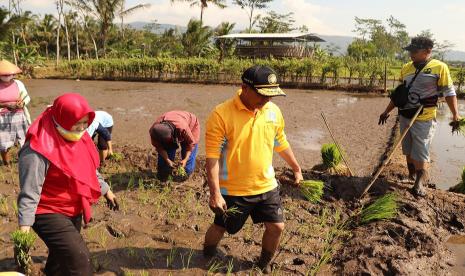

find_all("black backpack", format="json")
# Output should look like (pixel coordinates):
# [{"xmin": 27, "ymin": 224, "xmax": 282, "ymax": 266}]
[{"xmin": 390, "ymin": 61, "xmax": 432, "ymax": 118}]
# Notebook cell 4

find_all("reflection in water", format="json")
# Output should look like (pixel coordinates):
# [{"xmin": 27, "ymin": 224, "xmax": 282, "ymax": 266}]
[
  {"xmin": 430, "ymin": 101, "xmax": 465, "ymax": 189},
  {"xmin": 446, "ymin": 235, "xmax": 465, "ymax": 275},
  {"xmin": 335, "ymin": 96, "xmax": 359, "ymax": 107},
  {"xmin": 289, "ymin": 129, "xmax": 325, "ymax": 151}
]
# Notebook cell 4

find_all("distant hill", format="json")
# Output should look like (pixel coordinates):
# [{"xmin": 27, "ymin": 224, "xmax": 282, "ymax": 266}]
[
  {"xmin": 129, "ymin": 21, "xmax": 186, "ymax": 33},
  {"xmin": 128, "ymin": 22, "xmax": 465, "ymax": 62}
]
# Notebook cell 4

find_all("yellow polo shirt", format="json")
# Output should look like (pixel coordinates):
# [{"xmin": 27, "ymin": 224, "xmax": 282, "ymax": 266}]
[
  {"xmin": 400, "ymin": 59, "xmax": 456, "ymax": 121},
  {"xmin": 205, "ymin": 90, "xmax": 290, "ymax": 196}
]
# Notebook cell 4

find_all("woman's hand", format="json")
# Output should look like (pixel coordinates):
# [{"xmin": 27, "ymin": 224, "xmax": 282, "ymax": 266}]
[
  {"xmin": 104, "ymin": 190, "xmax": 119, "ymax": 211},
  {"xmin": 19, "ymin": 225, "xmax": 31, "ymax": 232},
  {"xmin": 180, "ymin": 158, "xmax": 188, "ymax": 168}
]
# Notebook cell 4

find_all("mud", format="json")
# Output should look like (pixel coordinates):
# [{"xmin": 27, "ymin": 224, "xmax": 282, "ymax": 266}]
[
  {"xmin": 21, "ymin": 79, "xmax": 395, "ymax": 175},
  {"xmin": 0, "ymin": 80, "xmax": 464, "ymax": 275}
]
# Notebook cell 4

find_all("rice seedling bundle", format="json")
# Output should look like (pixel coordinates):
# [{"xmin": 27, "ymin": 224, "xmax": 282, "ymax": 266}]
[
  {"xmin": 450, "ymin": 118, "xmax": 465, "ymax": 136},
  {"xmin": 300, "ymin": 180, "xmax": 324, "ymax": 203},
  {"xmin": 108, "ymin": 152, "xmax": 124, "ymax": 162},
  {"xmin": 11, "ymin": 230, "xmax": 37, "ymax": 274},
  {"xmin": 359, "ymin": 193, "xmax": 398, "ymax": 224},
  {"xmin": 450, "ymin": 167, "xmax": 465, "ymax": 194},
  {"xmin": 321, "ymin": 143, "xmax": 342, "ymax": 169},
  {"xmin": 175, "ymin": 166, "xmax": 187, "ymax": 178}
]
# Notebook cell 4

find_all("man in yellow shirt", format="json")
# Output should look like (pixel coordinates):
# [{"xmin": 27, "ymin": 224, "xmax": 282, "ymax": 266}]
[
  {"xmin": 203, "ymin": 65, "xmax": 303, "ymax": 272},
  {"xmin": 379, "ymin": 36, "xmax": 461, "ymax": 197}
]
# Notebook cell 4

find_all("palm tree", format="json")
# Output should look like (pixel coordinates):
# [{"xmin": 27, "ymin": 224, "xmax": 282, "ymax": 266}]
[
  {"xmin": 181, "ymin": 18, "xmax": 213, "ymax": 57},
  {"xmin": 117, "ymin": 1, "xmax": 150, "ymax": 39},
  {"xmin": 171, "ymin": 0, "xmax": 227, "ymax": 24},
  {"xmin": 76, "ymin": 0, "xmax": 123, "ymax": 57},
  {"xmin": 36, "ymin": 14, "xmax": 58, "ymax": 59},
  {"xmin": 233, "ymin": 0, "xmax": 273, "ymax": 31},
  {"xmin": 214, "ymin": 22, "xmax": 235, "ymax": 61}
]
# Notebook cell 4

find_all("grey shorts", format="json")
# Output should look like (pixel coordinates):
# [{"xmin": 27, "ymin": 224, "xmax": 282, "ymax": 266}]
[{"xmin": 399, "ymin": 115, "xmax": 437, "ymax": 162}]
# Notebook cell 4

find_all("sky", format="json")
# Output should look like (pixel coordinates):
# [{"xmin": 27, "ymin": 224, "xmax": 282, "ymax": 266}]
[{"xmin": 2, "ymin": 0, "xmax": 465, "ymax": 51}]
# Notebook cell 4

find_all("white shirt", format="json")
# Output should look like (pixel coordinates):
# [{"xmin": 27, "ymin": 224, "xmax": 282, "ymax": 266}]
[{"xmin": 87, "ymin": 111, "xmax": 113, "ymax": 136}]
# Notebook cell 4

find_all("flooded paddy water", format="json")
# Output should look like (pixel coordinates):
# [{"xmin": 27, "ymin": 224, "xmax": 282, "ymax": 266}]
[{"xmin": 1, "ymin": 79, "xmax": 464, "ymax": 275}]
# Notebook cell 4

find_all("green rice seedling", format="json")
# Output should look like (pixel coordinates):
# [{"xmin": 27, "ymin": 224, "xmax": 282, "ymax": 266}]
[
  {"xmin": 97, "ymin": 228, "xmax": 109, "ymax": 249},
  {"xmin": 450, "ymin": 118, "xmax": 465, "ymax": 136},
  {"xmin": 166, "ymin": 247, "xmax": 177, "ymax": 268},
  {"xmin": 450, "ymin": 167, "xmax": 465, "ymax": 194},
  {"xmin": 223, "ymin": 206, "xmax": 242, "ymax": 222},
  {"xmin": 207, "ymin": 260, "xmax": 223, "ymax": 275},
  {"xmin": 358, "ymin": 193, "xmax": 398, "ymax": 224},
  {"xmin": 108, "ymin": 152, "xmax": 124, "ymax": 162},
  {"xmin": 12, "ymin": 200, "xmax": 18, "ymax": 216},
  {"xmin": 300, "ymin": 180, "xmax": 324, "ymax": 203},
  {"xmin": 175, "ymin": 166, "xmax": 187, "ymax": 178},
  {"xmin": 11, "ymin": 230, "xmax": 37, "ymax": 275},
  {"xmin": 180, "ymin": 249, "xmax": 194, "ymax": 270},
  {"xmin": 127, "ymin": 174, "xmax": 135, "ymax": 190},
  {"xmin": 320, "ymin": 143, "xmax": 350, "ymax": 176},
  {"xmin": 0, "ymin": 195, "xmax": 9, "ymax": 216},
  {"xmin": 321, "ymin": 143, "xmax": 342, "ymax": 168},
  {"xmin": 226, "ymin": 258, "xmax": 234, "ymax": 275}
]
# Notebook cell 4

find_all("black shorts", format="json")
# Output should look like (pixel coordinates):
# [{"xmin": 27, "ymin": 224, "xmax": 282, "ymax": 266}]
[
  {"xmin": 213, "ymin": 188, "xmax": 284, "ymax": 234},
  {"xmin": 96, "ymin": 126, "xmax": 112, "ymax": 150}
]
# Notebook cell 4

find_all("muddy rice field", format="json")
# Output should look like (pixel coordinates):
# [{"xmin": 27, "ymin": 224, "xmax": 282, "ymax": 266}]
[{"xmin": 1, "ymin": 80, "xmax": 465, "ymax": 275}]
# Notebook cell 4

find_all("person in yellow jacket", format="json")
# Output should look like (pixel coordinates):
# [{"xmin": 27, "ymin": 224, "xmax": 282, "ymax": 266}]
[
  {"xmin": 203, "ymin": 65, "xmax": 303, "ymax": 273},
  {"xmin": 379, "ymin": 36, "xmax": 461, "ymax": 196}
]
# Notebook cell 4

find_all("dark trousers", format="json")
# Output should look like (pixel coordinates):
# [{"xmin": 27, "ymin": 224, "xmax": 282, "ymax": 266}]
[
  {"xmin": 32, "ymin": 213, "xmax": 93, "ymax": 276},
  {"xmin": 157, "ymin": 143, "xmax": 198, "ymax": 180}
]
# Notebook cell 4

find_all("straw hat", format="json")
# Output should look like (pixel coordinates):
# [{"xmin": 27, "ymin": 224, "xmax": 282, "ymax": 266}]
[{"xmin": 0, "ymin": 60, "xmax": 22, "ymax": 76}]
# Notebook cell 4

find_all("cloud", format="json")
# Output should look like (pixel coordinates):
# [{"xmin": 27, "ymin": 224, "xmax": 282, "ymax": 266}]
[
  {"xmin": 279, "ymin": 0, "xmax": 343, "ymax": 35},
  {"xmin": 125, "ymin": 1, "xmax": 249, "ymax": 29}
]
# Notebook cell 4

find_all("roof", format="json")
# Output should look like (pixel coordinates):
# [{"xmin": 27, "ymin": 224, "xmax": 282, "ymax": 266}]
[{"xmin": 217, "ymin": 33, "xmax": 325, "ymax": 42}]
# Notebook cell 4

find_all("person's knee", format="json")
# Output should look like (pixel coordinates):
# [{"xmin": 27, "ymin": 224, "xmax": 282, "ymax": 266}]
[
  {"xmin": 265, "ymin": 222, "xmax": 285, "ymax": 236},
  {"xmin": 65, "ymin": 241, "xmax": 92, "ymax": 273},
  {"xmin": 210, "ymin": 223, "xmax": 227, "ymax": 235}
]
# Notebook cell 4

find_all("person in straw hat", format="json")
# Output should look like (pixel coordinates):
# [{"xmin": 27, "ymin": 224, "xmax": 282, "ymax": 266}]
[{"xmin": 0, "ymin": 60, "xmax": 31, "ymax": 166}]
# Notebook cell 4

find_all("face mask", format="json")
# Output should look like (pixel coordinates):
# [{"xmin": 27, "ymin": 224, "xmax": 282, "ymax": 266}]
[
  {"xmin": 0, "ymin": 75, "xmax": 14, "ymax": 83},
  {"xmin": 55, "ymin": 121, "xmax": 86, "ymax": 142}
]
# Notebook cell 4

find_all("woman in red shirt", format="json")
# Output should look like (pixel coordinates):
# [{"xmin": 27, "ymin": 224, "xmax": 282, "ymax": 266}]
[{"xmin": 17, "ymin": 93, "xmax": 118, "ymax": 275}]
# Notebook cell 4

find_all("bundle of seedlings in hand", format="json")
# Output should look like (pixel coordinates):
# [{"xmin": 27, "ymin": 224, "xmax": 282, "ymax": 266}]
[
  {"xmin": 358, "ymin": 193, "xmax": 398, "ymax": 225},
  {"xmin": 175, "ymin": 166, "xmax": 187, "ymax": 178},
  {"xmin": 321, "ymin": 143, "xmax": 350, "ymax": 176},
  {"xmin": 223, "ymin": 206, "xmax": 242, "ymax": 219},
  {"xmin": 108, "ymin": 152, "xmax": 124, "ymax": 162},
  {"xmin": 300, "ymin": 180, "xmax": 324, "ymax": 203},
  {"xmin": 450, "ymin": 118, "xmax": 465, "ymax": 136},
  {"xmin": 11, "ymin": 230, "xmax": 37, "ymax": 275},
  {"xmin": 450, "ymin": 166, "xmax": 465, "ymax": 194}
]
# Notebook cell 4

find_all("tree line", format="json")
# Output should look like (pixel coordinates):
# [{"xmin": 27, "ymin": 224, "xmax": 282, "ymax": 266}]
[{"xmin": 0, "ymin": 0, "xmax": 462, "ymax": 91}]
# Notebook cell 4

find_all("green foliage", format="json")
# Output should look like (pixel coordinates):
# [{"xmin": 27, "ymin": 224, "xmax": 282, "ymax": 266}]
[
  {"xmin": 300, "ymin": 180, "xmax": 324, "ymax": 203},
  {"xmin": 181, "ymin": 19, "xmax": 214, "ymax": 57},
  {"xmin": 214, "ymin": 22, "xmax": 236, "ymax": 61},
  {"xmin": 321, "ymin": 143, "xmax": 342, "ymax": 168},
  {"xmin": 359, "ymin": 193, "xmax": 398, "ymax": 224},
  {"xmin": 455, "ymin": 66, "xmax": 465, "ymax": 93},
  {"xmin": 258, "ymin": 11, "xmax": 295, "ymax": 33}
]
